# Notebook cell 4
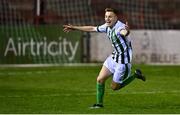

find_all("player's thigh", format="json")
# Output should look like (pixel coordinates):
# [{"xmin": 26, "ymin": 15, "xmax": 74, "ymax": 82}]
[
  {"xmin": 110, "ymin": 64, "xmax": 125, "ymax": 90},
  {"xmin": 113, "ymin": 63, "xmax": 131, "ymax": 83},
  {"xmin": 97, "ymin": 65, "xmax": 112, "ymax": 83},
  {"xmin": 111, "ymin": 64, "xmax": 131, "ymax": 90}
]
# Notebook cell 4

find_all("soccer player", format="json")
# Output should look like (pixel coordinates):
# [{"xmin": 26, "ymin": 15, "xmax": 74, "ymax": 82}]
[{"xmin": 63, "ymin": 8, "xmax": 146, "ymax": 108}]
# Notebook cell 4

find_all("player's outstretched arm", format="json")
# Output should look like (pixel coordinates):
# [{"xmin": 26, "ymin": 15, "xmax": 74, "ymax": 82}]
[
  {"xmin": 63, "ymin": 24, "xmax": 96, "ymax": 33},
  {"xmin": 120, "ymin": 21, "xmax": 130, "ymax": 37}
]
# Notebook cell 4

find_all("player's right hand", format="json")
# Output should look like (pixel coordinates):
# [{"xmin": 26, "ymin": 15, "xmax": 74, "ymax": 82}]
[{"xmin": 63, "ymin": 24, "xmax": 73, "ymax": 33}]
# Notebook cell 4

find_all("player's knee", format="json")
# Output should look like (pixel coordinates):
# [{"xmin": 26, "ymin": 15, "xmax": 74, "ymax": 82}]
[
  {"xmin": 111, "ymin": 83, "xmax": 122, "ymax": 91},
  {"xmin": 97, "ymin": 76, "xmax": 105, "ymax": 84},
  {"xmin": 111, "ymin": 85, "xmax": 120, "ymax": 90}
]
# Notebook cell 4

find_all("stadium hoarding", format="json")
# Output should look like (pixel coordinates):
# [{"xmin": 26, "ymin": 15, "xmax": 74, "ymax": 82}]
[
  {"xmin": 0, "ymin": 25, "xmax": 82, "ymax": 64},
  {"xmin": 131, "ymin": 30, "xmax": 180, "ymax": 65},
  {"xmin": 90, "ymin": 30, "xmax": 180, "ymax": 65}
]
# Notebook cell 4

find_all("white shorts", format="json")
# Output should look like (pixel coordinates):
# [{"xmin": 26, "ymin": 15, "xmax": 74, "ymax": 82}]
[{"xmin": 103, "ymin": 55, "xmax": 131, "ymax": 84}]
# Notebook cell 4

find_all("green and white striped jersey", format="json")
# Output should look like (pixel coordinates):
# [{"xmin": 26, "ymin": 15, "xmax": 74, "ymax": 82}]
[{"xmin": 96, "ymin": 20, "xmax": 132, "ymax": 64}]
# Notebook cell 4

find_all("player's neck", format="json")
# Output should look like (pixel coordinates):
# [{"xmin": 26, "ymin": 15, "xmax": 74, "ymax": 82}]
[{"xmin": 110, "ymin": 20, "xmax": 118, "ymax": 29}]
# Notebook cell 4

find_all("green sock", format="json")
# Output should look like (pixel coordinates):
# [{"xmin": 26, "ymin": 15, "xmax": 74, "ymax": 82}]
[
  {"xmin": 96, "ymin": 82, "xmax": 105, "ymax": 105},
  {"xmin": 121, "ymin": 74, "xmax": 136, "ymax": 87}
]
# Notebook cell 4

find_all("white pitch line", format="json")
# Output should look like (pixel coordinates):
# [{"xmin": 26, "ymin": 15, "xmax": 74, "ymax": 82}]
[
  {"xmin": 0, "ymin": 63, "xmax": 102, "ymax": 68},
  {"xmin": 0, "ymin": 90, "xmax": 179, "ymax": 98},
  {"xmin": 0, "ymin": 70, "xmax": 61, "ymax": 76}
]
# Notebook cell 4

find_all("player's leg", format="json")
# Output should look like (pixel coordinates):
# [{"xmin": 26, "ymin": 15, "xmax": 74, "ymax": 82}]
[
  {"xmin": 91, "ymin": 56, "xmax": 114, "ymax": 108},
  {"xmin": 118, "ymin": 68, "xmax": 146, "ymax": 89},
  {"xmin": 118, "ymin": 48, "xmax": 145, "ymax": 88},
  {"xmin": 96, "ymin": 66, "xmax": 112, "ymax": 103},
  {"xmin": 91, "ymin": 65, "xmax": 112, "ymax": 108},
  {"xmin": 111, "ymin": 64, "xmax": 145, "ymax": 90}
]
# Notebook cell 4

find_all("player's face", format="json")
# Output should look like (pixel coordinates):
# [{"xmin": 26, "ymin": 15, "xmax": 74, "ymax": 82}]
[{"xmin": 105, "ymin": 11, "xmax": 118, "ymax": 27}]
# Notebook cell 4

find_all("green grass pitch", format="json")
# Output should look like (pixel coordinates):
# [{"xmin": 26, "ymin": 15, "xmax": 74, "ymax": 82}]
[{"xmin": 0, "ymin": 64, "xmax": 180, "ymax": 114}]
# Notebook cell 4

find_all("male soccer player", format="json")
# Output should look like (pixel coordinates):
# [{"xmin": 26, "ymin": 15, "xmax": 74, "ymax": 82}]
[{"xmin": 63, "ymin": 8, "xmax": 146, "ymax": 108}]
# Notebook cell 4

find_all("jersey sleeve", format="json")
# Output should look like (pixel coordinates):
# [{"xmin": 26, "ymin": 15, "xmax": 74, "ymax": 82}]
[
  {"xmin": 116, "ymin": 23, "xmax": 127, "ymax": 36},
  {"xmin": 117, "ymin": 23, "xmax": 126, "ymax": 32},
  {"xmin": 95, "ymin": 24, "xmax": 107, "ymax": 33}
]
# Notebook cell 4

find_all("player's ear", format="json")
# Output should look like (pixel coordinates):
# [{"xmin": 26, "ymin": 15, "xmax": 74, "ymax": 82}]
[
  {"xmin": 124, "ymin": 21, "xmax": 130, "ymax": 36},
  {"xmin": 125, "ymin": 21, "xmax": 129, "ymax": 30},
  {"xmin": 125, "ymin": 21, "xmax": 128, "ymax": 26}
]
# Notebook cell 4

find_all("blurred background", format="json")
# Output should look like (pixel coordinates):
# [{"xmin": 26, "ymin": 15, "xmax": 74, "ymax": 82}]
[{"xmin": 0, "ymin": 0, "xmax": 180, "ymax": 65}]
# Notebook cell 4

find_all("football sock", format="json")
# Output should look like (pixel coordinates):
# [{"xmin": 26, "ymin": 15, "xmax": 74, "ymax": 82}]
[
  {"xmin": 121, "ymin": 74, "xmax": 136, "ymax": 87},
  {"xmin": 96, "ymin": 82, "xmax": 105, "ymax": 105}
]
